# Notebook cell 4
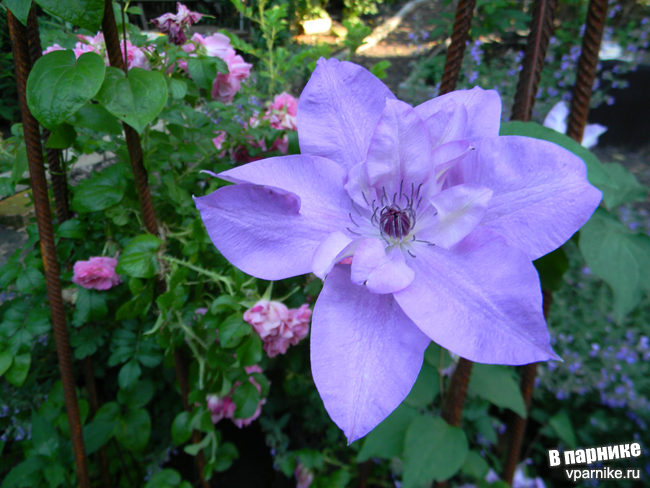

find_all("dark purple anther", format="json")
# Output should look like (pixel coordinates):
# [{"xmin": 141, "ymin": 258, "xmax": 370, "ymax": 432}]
[{"xmin": 380, "ymin": 205, "xmax": 412, "ymax": 240}]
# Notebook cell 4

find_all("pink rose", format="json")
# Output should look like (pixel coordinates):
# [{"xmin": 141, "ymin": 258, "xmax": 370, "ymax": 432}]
[
  {"xmin": 72, "ymin": 257, "xmax": 121, "ymax": 291},
  {"xmin": 42, "ymin": 44, "xmax": 65, "ymax": 55},
  {"xmin": 211, "ymin": 51, "xmax": 252, "ymax": 103},
  {"xmin": 206, "ymin": 394, "xmax": 236, "ymax": 424},
  {"xmin": 284, "ymin": 304, "xmax": 311, "ymax": 345},
  {"xmin": 152, "ymin": 2, "xmax": 203, "ymax": 45},
  {"xmin": 263, "ymin": 338, "xmax": 291, "ymax": 358},
  {"xmin": 244, "ymin": 300, "xmax": 289, "ymax": 340},
  {"xmin": 267, "ymin": 92, "xmax": 298, "ymax": 131},
  {"xmin": 212, "ymin": 131, "xmax": 227, "ymax": 157},
  {"xmin": 207, "ymin": 364, "xmax": 266, "ymax": 427},
  {"xmin": 121, "ymin": 41, "xmax": 151, "ymax": 70},
  {"xmin": 295, "ymin": 463, "xmax": 314, "ymax": 488}
]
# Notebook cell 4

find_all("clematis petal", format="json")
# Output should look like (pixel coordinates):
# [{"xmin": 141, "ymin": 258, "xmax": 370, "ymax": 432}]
[
  {"xmin": 542, "ymin": 101, "xmax": 569, "ymax": 135},
  {"xmin": 312, "ymin": 265, "xmax": 431, "ymax": 443},
  {"xmin": 415, "ymin": 86, "xmax": 501, "ymax": 142},
  {"xmin": 215, "ymin": 154, "xmax": 352, "ymax": 216},
  {"xmin": 312, "ymin": 231, "xmax": 353, "ymax": 279},
  {"xmin": 350, "ymin": 239, "xmax": 415, "ymax": 293},
  {"xmin": 195, "ymin": 183, "xmax": 346, "ymax": 281},
  {"xmin": 428, "ymin": 139, "xmax": 472, "ymax": 194},
  {"xmin": 581, "ymin": 123, "xmax": 607, "ymax": 149},
  {"xmin": 395, "ymin": 228, "xmax": 559, "ymax": 365},
  {"xmin": 366, "ymin": 99, "xmax": 432, "ymax": 197},
  {"xmin": 297, "ymin": 58, "xmax": 396, "ymax": 171},
  {"xmin": 422, "ymin": 101, "xmax": 468, "ymax": 148},
  {"xmin": 415, "ymin": 184, "xmax": 492, "ymax": 249},
  {"xmin": 446, "ymin": 136, "xmax": 602, "ymax": 260},
  {"xmin": 344, "ymin": 160, "xmax": 375, "ymax": 208}
]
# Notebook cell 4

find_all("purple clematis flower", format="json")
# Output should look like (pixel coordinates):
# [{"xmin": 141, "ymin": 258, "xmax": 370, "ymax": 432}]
[{"xmin": 195, "ymin": 59, "xmax": 601, "ymax": 442}]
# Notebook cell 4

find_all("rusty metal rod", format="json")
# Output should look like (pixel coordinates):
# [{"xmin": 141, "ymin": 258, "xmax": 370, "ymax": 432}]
[
  {"xmin": 25, "ymin": 7, "xmax": 71, "ymax": 223},
  {"xmin": 101, "ymin": 4, "xmax": 207, "ymax": 486},
  {"xmin": 7, "ymin": 10, "xmax": 91, "ymax": 488},
  {"xmin": 501, "ymin": 291, "xmax": 553, "ymax": 484},
  {"xmin": 510, "ymin": 0, "xmax": 558, "ymax": 122},
  {"xmin": 438, "ymin": 0, "xmax": 476, "ymax": 95},
  {"xmin": 432, "ymin": 357, "xmax": 474, "ymax": 488},
  {"xmin": 566, "ymin": 0, "xmax": 608, "ymax": 142}
]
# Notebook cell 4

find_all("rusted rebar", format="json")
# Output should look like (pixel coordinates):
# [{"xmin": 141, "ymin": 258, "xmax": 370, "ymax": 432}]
[
  {"xmin": 25, "ymin": 7, "xmax": 70, "ymax": 223},
  {"xmin": 510, "ymin": 0, "xmax": 558, "ymax": 121},
  {"xmin": 101, "ymin": 0, "xmax": 158, "ymax": 236},
  {"xmin": 501, "ymin": 291, "xmax": 554, "ymax": 484},
  {"xmin": 101, "ymin": 4, "xmax": 207, "ymax": 486},
  {"xmin": 432, "ymin": 357, "xmax": 474, "ymax": 488},
  {"xmin": 566, "ymin": 0, "xmax": 609, "ymax": 142},
  {"xmin": 7, "ymin": 10, "xmax": 91, "ymax": 488},
  {"xmin": 438, "ymin": 0, "xmax": 476, "ymax": 95}
]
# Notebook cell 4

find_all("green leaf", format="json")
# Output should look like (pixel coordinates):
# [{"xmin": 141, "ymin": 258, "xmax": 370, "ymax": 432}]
[
  {"xmin": 231, "ymin": 381, "xmax": 260, "ymax": 419},
  {"xmin": 218, "ymin": 314, "xmax": 250, "ymax": 348},
  {"xmin": 548, "ymin": 410, "xmax": 577, "ymax": 449},
  {"xmin": 0, "ymin": 349, "xmax": 14, "ymax": 377},
  {"xmin": 169, "ymin": 78, "xmax": 188, "ymax": 100},
  {"xmin": 187, "ymin": 57, "xmax": 218, "ymax": 92},
  {"xmin": 25, "ymin": 308, "xmax": 50, "ymax": 335},
  {"xmin": 95, "ymin": 67, "xmax": 168, "ymax": 133},
  {"xmin": 94, "ymin": 401, "xmax": 121, "ymax": 424},
  {"xmin": 534, "ymin": 247, "xmax": 569, "ymax": 292},
  {"xmin": 114, "ymin": 408, "xmax": 151, "ymax": 452},
  {"xmin": 117, "ymin": 379, "xmax": 154, "ymax": 409},
  {"xmin": 236, "ymin": 334, "xmax": 262, "ymax": 367},
  {"xmin": 5, "ymin": 353, "xmax": 30, "ymax": 386},
  {"xmin": 57, "ymin": 218, "xmax": 87, "ymax": 239},
  {"xmin": 468, "ymin": 364, "xmax": 526, "ymax": 417},
  {"xmin": 118, "ymin": 359, "xmax": 141, "ymax": 389},
  {"xmin": 83, "ymin": 418, "xmax": 115, "ymax": 455},
  {"xmin": 71, "ymin": 165, "xmax": 127, "ymax": 213},
  {"xmin": 72, "ymin": 288, "xmax": 108, "ymax": 326},
  {"xmin": 404, "ymin": 361, "xmax": 439, "ymax": 408},
  {"xmin": 579, "ymin": 208, "xmax": 650, "ymax": 320},
  {"xmin": 403, "ymin": 416, "xmax": 468, "ymax": 486},
  {"xmin": 2, "ymin": 0, "xmax": 32, "ymax": 25},
  {"xmin": 184, "ymin": 434, "xmax": 210, "ymax": 456},
  {"xmin": 144, "ymin": 469, "xmax": 182, "ymax": 488},
  {"xmin": 34, "ymin": 0, "xmax": 104, "ymax": 31},
  {"xmin": 45, "ymin": 123, "xmax": 76, "ymax": 149},
  {"xmin": 461, "ymin": 450, "xmax": 490, "ymax": 479},
  {"xmin": 116, "ymin": 234, "xmax": 162, "ymax": 279},
  {"xmin": 171, "ymin": 411, "xmax": 193, "ymax": 445},
  {"xmin": 27, "ymin": 51, "xmax": 106, "ymax": 130},
  {"xmin": 16, "ymin": 267, "xmax": 45, "ymax": 294},
  {"xmin": 67, "ymin": 103, "xmax": 123, "ymax": 135},
  {"xmin": 601, "ymin": 163, "xmax": 647, "ymax": 210},
  {"xmin": 357, "ymin": 404, "xmax": 419, "ymax": 462},
  {"xmin": 0, "ymin": 262, "xmax": 21, "ymax": 288},
  {"xmin": 499, "ymin": 121, "xmax": 612, "ymax": 198}
]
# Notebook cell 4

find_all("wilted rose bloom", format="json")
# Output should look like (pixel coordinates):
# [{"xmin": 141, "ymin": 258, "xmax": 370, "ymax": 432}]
[
  {"xmin": 206, "ymin": 394, "xmax": 236, "ymax": 423},
  {"xmin": 295, "ymin": 463, "xmax": 315, "ymax": 488},
  {"xmin": 72, "ymin": 257, "xmax": 122, "ymax": 291},
  {"xmin": 122, "ymin": 41, "xmax": 151, "ymax": 70},
  {"xmin": 207, "ymin": 365, "xmax": 266, "ymax": 427},
  {"xmin": 152, "ymin": 2, "xmax": 202, "ymax": 45},
  {"xmin": 284, "ymin": 304, "xmax": 311, "ymax": 345},
  {"xmin": 184, "ymin": 32, "xmax": 233, "ymax": 59},
  {"xmin": 211, "ymin": 50, "xmax": 252, "ymax": 103},
  {"xmin": 212, "ymin": 131, "xmax": 227, "ymax": 157},
  {"xmin": 195, "ymin": 59, "xmax": 601, "ymax": 441},
  {"xmin": 543, "ymin": 101, "xmax": 607, "ymax": 149},
  {"xmin": 243, "ymin": 300, "xmax": 289, "ymax": 340},
  {"xmin": 267, "ymin": 92, "xmax": 298, "ymax": 131}
]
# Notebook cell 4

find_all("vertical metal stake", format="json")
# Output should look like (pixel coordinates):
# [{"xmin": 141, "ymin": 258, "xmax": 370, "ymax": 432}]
[{"xmin": 7, "ymin": 10, "xmax": 91, "ymax": 488}]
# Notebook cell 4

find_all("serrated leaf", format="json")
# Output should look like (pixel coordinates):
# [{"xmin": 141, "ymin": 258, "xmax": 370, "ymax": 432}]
[
  {"xmin": 27, "ymin": 51, "xmax": 106, "ymax": 129},
  {"xmin": 468, "ymin": 364, "xmax": 526, "ymax": 417},
  {"xmin": 169, "ymin": 78, "xmax": 188, "ymax": 100},
  {"xmin": 116, "ymin": 234, "xmax": 162, "ymax": 279},
  {"xmin": 118, "ymin": 359, "xmax": 141, "ymax": 389},
  {"xmin": 114, "ymin": 408, "xmax": 151, "ymax": 452},
  {"xmin": 0, "ymin": 349, "xmax": 14, "ymax": 376},
  {"xmin": 117, "ymin": 379, "xmax": 154, "ymax": 409},
  {"xmin": 72, "ymin": 288, "xmax": 108, "ymax": 326},
  {"xmin": 95, "ymin": 67, "xmax": 168, "ymax": 133},
  {"xmin": 5, "ymin": 352, "xmax": 30, "ymax": 386},
  {"xmin": 16, "ymin": 267, "xmax": 45, "ymax": 294},
  {"xmin": 231, "ymin": 381, "xmax": 259, "ymax": 419},
  {"xmin": 57, "ymin": 218, "xmax": 87, "ymax": 239},
  {"xmin": 72, "ymin": 166, "xmax": 126, "ymax": 213},
  {"xmin": 83, "ymin": 418, "xmax": 115, "ymax": 455}
]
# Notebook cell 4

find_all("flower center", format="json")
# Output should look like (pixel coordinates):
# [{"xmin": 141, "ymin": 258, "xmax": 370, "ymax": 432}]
[{"xmin": 380, "ymin": 205, "xmax": 412, "ymax": 240}]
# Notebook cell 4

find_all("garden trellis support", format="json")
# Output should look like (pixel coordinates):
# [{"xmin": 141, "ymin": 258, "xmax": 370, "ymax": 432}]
[
  {"xmin": 424, "ymin": 0, "xmax": 609, "ymax": 485},
  {"xmin": 7, "ymin": 9, "xmax": 91, "ymax": 488}
]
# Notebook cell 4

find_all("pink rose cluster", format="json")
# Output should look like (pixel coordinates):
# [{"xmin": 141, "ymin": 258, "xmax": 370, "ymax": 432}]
[
  {"xmin": 206, "ymin": 365, "xmax": 266, "ymax": 428},
  {"xmin": 42, "ymin": 33, "xmax": 150, "ymax": 70},
  {"xmin": 218, "ymin": 92, "xmax": 299, "ymax": 163},
  {"xmin": 72, "ymin": 257, "xmax": 122, "ymax": 291},
  {"xmin": 180, "ymin": 32, "xmax": 252, "ymax": 103},
  {"xmin": 152, "ymin": 2, "xmax": 202, "ymax": 45},
  {"xmin": 243, "ymin": 300, "xmax": 311, "ymax": 358}
]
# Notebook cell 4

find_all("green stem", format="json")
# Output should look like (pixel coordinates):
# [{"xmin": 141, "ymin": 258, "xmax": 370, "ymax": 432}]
[{"xmin": 162, "ymin": 255, "xmax": 234, "ymax": 295}]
